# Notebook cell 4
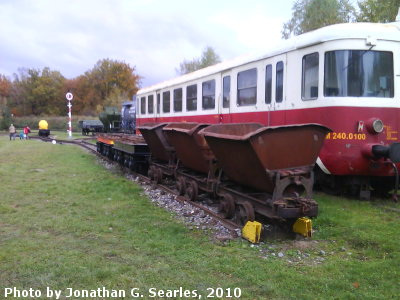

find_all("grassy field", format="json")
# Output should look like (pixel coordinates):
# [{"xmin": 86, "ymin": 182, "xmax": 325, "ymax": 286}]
[{"xmin": 0, "ymin": 137, "xmax": 399, "ymax": 299}]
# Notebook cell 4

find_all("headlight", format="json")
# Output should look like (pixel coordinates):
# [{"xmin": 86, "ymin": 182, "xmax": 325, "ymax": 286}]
[
  {"xmin": 372, "ymin": 119, "xmax": 384, "ymax": 133},
  {"xmin": 366, "ymin": 118, "xmax": 384, "ymax": 134}
]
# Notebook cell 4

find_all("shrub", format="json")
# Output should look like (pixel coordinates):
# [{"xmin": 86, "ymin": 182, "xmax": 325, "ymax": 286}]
[{"xmin": 2, "ymin": 115, "xmax": 98, "ymax": 131}]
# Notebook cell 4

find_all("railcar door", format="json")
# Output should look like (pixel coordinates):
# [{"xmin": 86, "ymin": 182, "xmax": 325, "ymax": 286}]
[
  {"xmin": 268, "ymin": 54, "xmax": 287, "ymax": 126},
  {"xmin": 147, "ymin": 93, "xmax": 156, "ymax": 123},
  {"xmin": 155, "ymin": 91, "xmax": 161, "ymax": 122},
  {"xmin": 219, "ymin": 72, "xmax": 232, "ymax": 123}
]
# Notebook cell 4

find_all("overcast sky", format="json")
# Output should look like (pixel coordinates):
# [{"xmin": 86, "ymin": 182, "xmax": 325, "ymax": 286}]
[{"xmin": 0, "ymin": 0, "xmax": 294, "ymax": 88}]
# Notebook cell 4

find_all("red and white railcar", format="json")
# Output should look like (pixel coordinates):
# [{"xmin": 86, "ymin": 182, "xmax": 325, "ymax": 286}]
[{"xmin": 136, "ymin": 21, "xmax": 400, "ymax": 198}]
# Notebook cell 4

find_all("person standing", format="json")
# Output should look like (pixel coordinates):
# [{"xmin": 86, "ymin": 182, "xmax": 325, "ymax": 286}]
[
  {"xmin": 9, "ymin": 124, "xmax": 16, "ymax": 140},
  {"xmin": 23, "ymin": 126, "xmax": 31, "ymax": 139}
]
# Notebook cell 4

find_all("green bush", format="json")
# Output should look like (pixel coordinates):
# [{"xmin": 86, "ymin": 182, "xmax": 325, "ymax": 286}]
[
  {"xmin": 0, "ymin": 106, "xmax": 12, "ymax": 130},
  {"xmin": 1, "ymin": 115, "xmax": 98, "ymax": 131}
]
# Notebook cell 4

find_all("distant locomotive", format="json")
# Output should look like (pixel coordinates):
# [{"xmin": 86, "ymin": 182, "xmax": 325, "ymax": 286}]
[
  {"xmin": 38, "ymin": 120, "xmax": 50, "ymax": 137},
  {"xmin": 134, "ymin": 20, "xmax": 400, "ymax": 200},
  {"xmin": 121, "ymin": 99, "xmax": 136, "ymax": 133},
  {"xmin": 97, "ymin": 101, "xmax": 136, "ymax": 134},
  {"xmin": 99, "ymin": 107, "xmax": 121, "ymax": 132}
]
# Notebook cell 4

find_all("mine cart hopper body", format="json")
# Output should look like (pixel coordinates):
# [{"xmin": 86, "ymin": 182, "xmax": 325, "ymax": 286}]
[
  {"xmin": 161, "ymin": 122, "xmax": 222, "ymax": 199},
  {"xmin": 138, "ymin": 123, "xmax": 177, "ymax": 181},
  {"xmin": 138, "ymin": 123, "xmax": 175, "ymax": 163},
  {"xmin": 200, "ymin": 123, "xmax": 331, "ymax": 220},
  {"xmin": 162, "ymin": 123, "xmax": 214, "ymax": 174}
]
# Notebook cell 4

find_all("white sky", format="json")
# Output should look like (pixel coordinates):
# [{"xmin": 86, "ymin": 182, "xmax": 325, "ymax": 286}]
[{"xmin": 0, "ymin": 0, "xmax": 294, "ymax": 88}]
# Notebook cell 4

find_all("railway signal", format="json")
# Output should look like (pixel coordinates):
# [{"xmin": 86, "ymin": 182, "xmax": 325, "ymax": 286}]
[{"xmin": 66, "ymin": 92, "xmax": 73, "ymax": 138}]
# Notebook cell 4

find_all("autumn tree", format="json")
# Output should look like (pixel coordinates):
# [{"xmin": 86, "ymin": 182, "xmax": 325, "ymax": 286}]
[
  {"xmin": 177, "ymin": 46, "xmax": 221, "ymax": 75},
  {"xmin": 0, "ymin": 74, "xmax": 12, "ymax": 129},
  {"xmin": 4, "ymin": 59, "xmax": 140, "ymax": 116},
  {"xmin": 282, "ymin": 0, "xmax": 355, "ymax": 39},
  {"xmin": 357, "ymin": 0, "xmax": 400, "ymax": 22},
  {"xmin": 81, "ymin": 59, "xmax": 140, "ymax": 113},
  {"xmin": 10, "ymin": 67, "xmax": 66, "ymax": 116},
  {"xmin": 64, "ymin": 75, "xmax": 96, "ymax": 115},
  {"xmin": 0, "ymin": 74, "xmax": 11, "ymax": 106}
]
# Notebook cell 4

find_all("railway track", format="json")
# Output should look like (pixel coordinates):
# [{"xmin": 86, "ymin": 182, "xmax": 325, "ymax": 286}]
[{"xmin": 31, "ymin": 135, "xmax": 241, "ymax": 234}]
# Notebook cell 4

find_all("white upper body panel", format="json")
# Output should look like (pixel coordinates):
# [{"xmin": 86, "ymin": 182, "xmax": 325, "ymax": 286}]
[{"xmin": 137, "ymin": 21, "xmax": 400, "ymax": 118}]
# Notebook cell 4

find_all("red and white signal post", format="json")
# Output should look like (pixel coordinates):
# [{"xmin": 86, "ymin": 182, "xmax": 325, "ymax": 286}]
[{"xmin": 66, "ymin": 92, "xmax": 73, "ymax": 138}]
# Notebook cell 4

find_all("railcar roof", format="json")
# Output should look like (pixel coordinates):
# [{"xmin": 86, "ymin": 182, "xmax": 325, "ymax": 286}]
[{"xmin": 138, "ymin": 22, "xmax": 400, "ymax": 95}]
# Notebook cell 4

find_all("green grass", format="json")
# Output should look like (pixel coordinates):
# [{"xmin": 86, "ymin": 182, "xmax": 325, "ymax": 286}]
[
  {"xmin": 5, "ymin": 129, "xmax": 95, "ymax": 140},
  {"xmin": 46, "ymin": 130, "xmax": 88, "ymax": 140},
  {"xmin": 0, "ymin": 137, "xmax": 399, "ymax": 299}
]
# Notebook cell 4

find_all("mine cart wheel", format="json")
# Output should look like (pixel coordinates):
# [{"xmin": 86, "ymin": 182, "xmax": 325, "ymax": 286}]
[
  {"xmin": 154, "ymin": 168, "xmax": 163, "ymax": 184},
  {"xmin": 186, "ymin": 181, "xmax": 199, "ymax": 202},
  {"xmin": 236, "ymin": 201, "xmax": 255, "ymax": 226},
  {"xmin": 124, "ymin": 158, "xmax": 129, "ymax": 167},
  {"xmin": 148, "ymin": 166, "xmax": 155, "ymax": 180},
  {"xmin": 219, "ymin": 194, "xmax": 236, "ymax": 219},
  {"xmin": 128, "ymin": 158, "xmax": 134, "ymax": 169},
  {"xmin": 176, "ymin": 177, "xmax": 186, "ymax": 195}
]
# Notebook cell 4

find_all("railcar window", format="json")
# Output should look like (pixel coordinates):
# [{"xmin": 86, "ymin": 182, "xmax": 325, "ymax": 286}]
[
  {"xmin": 157, "ymin": 93, "xmax": 160, "ymax": 114},
  {"xmin": 276, "ymin": 61, "xmax": 284, "ymax": 102},
  {"xmin": 302, "ymin": 53, "xmax": 319, "ymax": 100},
  {"xmin": 140, "ymin": 97, "xmax": 146, "ymax": 114},
  {"xmin": 265, "ymin": 64, "xmax": 272, "ymax": 104},
  {"xmin": 324, "ymin": 50, "xmax": 394, "ymax": 98},
  {"xmin": 202, "ymin": 79, "xmax": 216, "ymax": 110},
  {"xmin": 173, "ymin": 88, "xmax": 183, "ymax": 112},
  {"xmin": 223, "ymin": 76, "xmax": 230, "ymax": 108},
  {"xmin": 186, "ymin": 84, "xmax": 197, "ymax": 111},
  {"xmin": 237, "ymin": 68, "xmax": 257, "ymax": 106},
  {"xmin": 162, "ymin": 91, "xmax": 170, "ymax": 113},
  {"xmin": 148, "ymin": 95, "xmax": 154, "ymax": 114}
]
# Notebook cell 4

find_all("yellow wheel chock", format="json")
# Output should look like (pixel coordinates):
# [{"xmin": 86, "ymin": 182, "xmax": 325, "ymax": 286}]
[
  {"xmin": 242, "ymin": 221, "xmax": 262, "ymax": 243},
  {"xmin": 293, "ymin": 217, "xmax": 312, "ymax": 237}
]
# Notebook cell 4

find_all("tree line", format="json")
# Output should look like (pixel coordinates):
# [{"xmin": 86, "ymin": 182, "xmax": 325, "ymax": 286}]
[
  {"xmin": 0, "ymin": 59, "xmax": 140, "ymax": 119},
  {"xmin": 282, "ymin": 0, "xmax": 400, "ymax": 38},
  {"xmin": 1, "ymin": 0, "xmax": 398, "ymax": 124}
]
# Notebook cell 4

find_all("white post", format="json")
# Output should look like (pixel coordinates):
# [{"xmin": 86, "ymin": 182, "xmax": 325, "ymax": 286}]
[
  {"xmin": 65, "ymin": 92, "xmax": 74, "ymax": 138},
  {"xmin": 67, "ymin": 101, "xmax": 72, "ymax": 138}
]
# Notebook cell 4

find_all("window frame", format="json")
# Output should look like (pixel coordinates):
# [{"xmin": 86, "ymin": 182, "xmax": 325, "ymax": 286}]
[
  {"xmin": 265, "ymin": 64, "xmax": 272, "ymax": 104},
  {"xmin": 157, "ymin": 93, "xmax": 160, "ymax": 114},
  {"xmin": 275, "ymin": 61, "xmax": 284, "ymax": 103},
  {"xmin": 162, "ymin": 91, "xmax": 170, "ymax": 113},
  {"xmin": 323, "ymin": 50, "xmax": 394, "ymax": 98},
  {"xmin": 140, "ymin": 96, "xmax": 146, "ymax": 115},
  {"xmin": 186, "ymin": 84, "xmax": 197, "ymax": 111},
  {"xmin": 202, "ymin": 79, "xmax": 216, "ymax": 110},
  {"xmin": 173, "ymin": 88, "xmax": 183, "ymax": 112},
  {"xmin": 222, "ymin": 75, "xmax": 231, "ymax": 109},
  {"xmin": 237, "ymin": 68, "xmax": 258, "ymax": 107},
  {"xmin": 302, "ymin": 52, "xmax": 319, "ymax": 101},
  {"xmin": 148, "ymin": 94, "xmax": 154, "ymax": 114}
]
